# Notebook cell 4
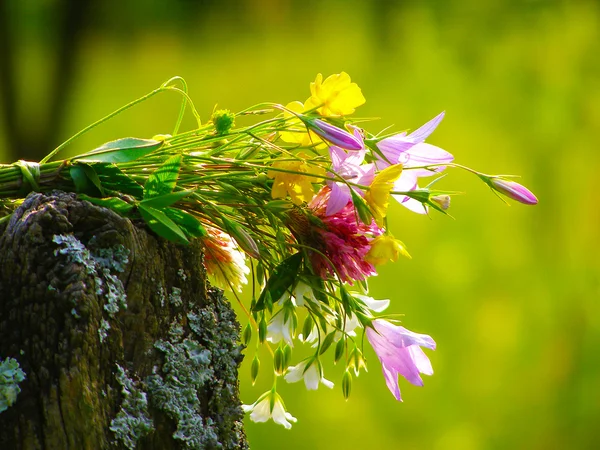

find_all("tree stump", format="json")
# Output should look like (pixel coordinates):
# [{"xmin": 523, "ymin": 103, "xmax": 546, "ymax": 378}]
[{"xmin": 0, "ymin": 191, "xmax": 248, "ymax": 449}]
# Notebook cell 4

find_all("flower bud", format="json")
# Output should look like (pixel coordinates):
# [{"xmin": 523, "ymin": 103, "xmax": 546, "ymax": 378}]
[
  {"xmin": 303, "ymin": 118, "xmax": 363, "ymax": 150},
  {"xmin": 242, "ymin": 322, "xmax": 252, "ymax": 346},
  {"xmin": 258, "ymin": 315, "xmax": 268, "ymax": 343},
  {"xmin": 283, "ymin": 344, "xmax": 293, "ymax": 369},
  {"xmin": 301, "ymin": 315, "xmax": 314, "ymax": 342},
  {"xmin": 212, "ymin": 109, "xmax": 236, "ymax": 135},
  {"xmin": 489, "ymin": 178, "xmax": 538, "ymax": 205},
  {"xmin": 222, "ymin": 217, "xmax": 260, "ymax": 259},
  {"xmin": 342, "ymin": 369, "xmax": 352, "ymax": 400},
  {"xmin": 251, "ymin": 354, "xmax": 260, "ymax": 385},
  {"xmin": 274, "ymin": 345, "xmax": 285, "ymax": 375}
]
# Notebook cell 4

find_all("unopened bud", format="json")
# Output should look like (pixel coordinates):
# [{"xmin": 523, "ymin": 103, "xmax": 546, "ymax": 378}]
[
  {"xmin": 212, "ymin": 109, "xmax": 236, "ymax": 135},
  {"xmin": 303, "ymin": 118, "xmax": 363, "ymax": 151},
  {"xmin": 242, "ymin": 323, "xmax": 252, "ymax": 346},
  {"xmin": 251, "ymin": 354, "xmax": 260, "ymax": 385},
  {"xmin": 283, "ymin": 345, "xmax": 292, "ymax": 369},
  {"xmin": 274, "ymin": 345, "xmax": 285, "ymax": 375},
  {"xmin": 301, "ymin": 315, "xmax": 314, "ymax": 342},
  {"xmin": 489, "ymin": 177, "xmax": 538, "ymax": 205},
  {"xmin": 342, "ymin": 369, "xmax": 352, "ymax": 400},
  {"xmin": 258, "ymin": 315, "xmax": 267, "ymax": 343},
  {"xmin": 222, "ymin": 217, "xmax": 260, "ymax": 259}
]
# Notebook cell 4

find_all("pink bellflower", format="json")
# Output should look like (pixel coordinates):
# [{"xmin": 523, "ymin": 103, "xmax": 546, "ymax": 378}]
[
  {"xmin": 366, "ymin": 319, "xmax": 436, "ymax": 401},
  {"xmin": 304, "ymin": 118, "xmax": 364, "ymax": 151},
  {"xmin": 490, "ymin": 178, "xmax": 538, "ymax": 205},
  {"xmin": 326, "ymin": 129, "xmax": 375, "ymax": 216},
  {"xmin": 375, "ymin": 112, "xmax": 454, "ymax": 214}
]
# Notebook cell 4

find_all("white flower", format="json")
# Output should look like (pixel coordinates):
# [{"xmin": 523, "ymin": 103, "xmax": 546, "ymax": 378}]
[
  {"xmin": 300, "ymin": 324, "xmax": 319, "ymax": 345},
  {"xmin": 292, "ymin": 282, "xmax": 315, "ymax": 306},
  {"xmin": 277, "ymin": 281, "xmax": 316, "ymax": 307},
  {"xmin": 242, "ymin": 392, "xmax": 297, "ymax": 429},
  {"xmin": 284, "ymin": 358, "xmax": 334, "ymax": 390},
  {"xmin": 354, "ymin": 294, "xmax": 390, "ymax": 313},
  {"xmin": 267, "ymin": 310, "xmax": 294, "ymax": 346}
]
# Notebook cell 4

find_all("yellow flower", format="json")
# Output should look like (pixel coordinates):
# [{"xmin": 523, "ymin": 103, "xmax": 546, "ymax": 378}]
[
  {"xmin": 364, "ymin": 164, "xmax": 403, "ymax": 226},
  {"xmin": 279, "ymin": 101, "xmax": 321, "ymax": 146},
  {"xmin": 365, "ymin": 234, "xmax": 411, "ymax": 265},
  {"xmin": 268, "ymin": 153, "xmax": 326, "ymax": 205},
  {"xmin": 305, "ymin": 72, "xmax": 366, "ymax": 117}
]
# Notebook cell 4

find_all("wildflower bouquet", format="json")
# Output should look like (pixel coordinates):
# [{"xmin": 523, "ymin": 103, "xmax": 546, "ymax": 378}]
[{"xmin": 0, "ymin": 73, "xmax": 537, "ymax": 428}]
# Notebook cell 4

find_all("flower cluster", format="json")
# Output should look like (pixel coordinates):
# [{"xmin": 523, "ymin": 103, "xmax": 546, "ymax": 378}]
[{"xmin": 0, "ymin": 73, "xmax": 537, "ymax": 429}]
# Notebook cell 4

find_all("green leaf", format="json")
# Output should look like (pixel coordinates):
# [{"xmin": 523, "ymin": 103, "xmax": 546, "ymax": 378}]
[
  {"xmin": 73, "ymin": 137, "xmax": 163, "ymax": 163},
  {"xmin": 163, "ymin": 207, "xmax": 207, "ymax": 238},
  {"xmin": 139, "ymin": 204, "xmax": 189, "ymax": 245},
  {"xmin": 139, "ymin": 189, "xmax": 194, "ymax": 209},
  {"xmin": 94, "ymin": 164, "xmax": 144, "ymax": 197},
  {"xmin": 144, "ymin": 154, "xmax": 183, "ymax": 199},
  {"xmin": 79, "ymin": 194, "xmax": 135, "ymax": 214},
  {"xmin": 254, "ymin": 252, "xmax": 303, "ymax": 312},
  {"xmin": 319, "ymin": 332, "xmax": 336, "ymax": 355},
  {"xmin": 70, "ymin": 164, "xmax": 104, "ymax": 196},
  {"xmin": 349, "ymin": 188, "xmax": 372, "ymax": 225}
]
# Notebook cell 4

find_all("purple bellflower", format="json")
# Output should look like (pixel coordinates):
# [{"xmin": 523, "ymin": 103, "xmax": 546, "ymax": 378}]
[
  {"xmin": 366, "ymin": 319, "xmax": 436, "ymax": 401},
  {"xmin": 490, "ymin": 178, "xmax": 538, "ymax": 205},
  {"xmin": 326, "ymin": 128, "xmax": 375, "ymax": 216},
  {"xmin": 375, "ymin": 112, "xmax": 454, "ymax": 214},
  {"xmin": 305, "ymin": 118, "xmax": 364, "ymax": 151}
]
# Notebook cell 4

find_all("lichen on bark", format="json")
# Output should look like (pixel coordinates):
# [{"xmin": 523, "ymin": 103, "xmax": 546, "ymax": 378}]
[{"xmin": 0, "ymin": 191, "xmax": 248, "ymax": 449}]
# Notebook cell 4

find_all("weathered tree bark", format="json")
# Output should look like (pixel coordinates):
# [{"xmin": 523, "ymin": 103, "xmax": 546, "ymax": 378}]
[{"xmin": 0, "ymin": 191, "xmax": 248, "ymax": 449}]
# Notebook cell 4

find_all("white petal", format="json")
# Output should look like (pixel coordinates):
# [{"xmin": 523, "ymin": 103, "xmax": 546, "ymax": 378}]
[
  {"xmin": 321, "ymin": 377, "xmax": 334, "ymax": 389},
  {"xmin": 303, "ymin": 364, "xmax": 320, "ymax": 390},
  {"xmin": 354, "ymin": 294, "xmax": 390, "ymax": 313},
  {"xmin": 272, "ymin": 399, "xmax": 296, "ymax": 429},
  {"xmin": 284, "ymin": 363, "xmax": 305, "ymax": 384},
  {"xmin": 342, "ymin": 314, "xmax": 361, "ymax": 335},
  {"xmin": 249, "ymin": 398, "xmax": 271, "ymax": 423},
  {"xmin": 267, "ymin": 313, "xmax": 294, "ymax": 346},
  {"xmin": 293, "ymin": 282, "xmax": 315, "ymax": 307}
]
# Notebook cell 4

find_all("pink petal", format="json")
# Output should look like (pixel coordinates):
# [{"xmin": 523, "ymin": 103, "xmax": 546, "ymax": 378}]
[
  {"xmin": 381, "ymin": 362, "xmax": 402, "ymax": 401},
  {"xmin": 329, "ymin": 146, "xmax": 346, "ymax": 170},
  {"xmin": 407, "ymin": 111, "xmax": 445, "ymax": 143},
  {"xmin": 409, "ymin": 346, "xmax": 434, "ymax": 376},
  {"xmin": 405, "ymin": 143, "xmax": 454, "ymax": 177},
  {"xmin": 373, "ymin": 321, "xmax": 436, "ymax": 350},
  {"xmin": 395, "ymin": 196, "xmax": 428, "ymax": 214},
  {"xmin": 326, "ymin": 182, "xmax": 351, "ymax": 216}
]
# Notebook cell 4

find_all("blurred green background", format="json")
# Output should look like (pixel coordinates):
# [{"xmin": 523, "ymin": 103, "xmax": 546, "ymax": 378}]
[{"xmin": 1, "ymin": 0, "xmax": 599, "ymax": 448}]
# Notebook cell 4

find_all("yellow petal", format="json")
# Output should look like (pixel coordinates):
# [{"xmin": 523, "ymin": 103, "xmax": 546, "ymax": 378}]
[
  {"xmin": 307, "ymin": 72, "xmax": 365, "ymax": 117},
  {"xmin": 365, "ymin": 235, "xmax": 411, "ymax": 265},
  {"xmin": 365, "ymin": 164, "xmax": 403, "ymax": 226},
  {"xmin": 280, "ymin": 101, "xmax": 307, "ymax": 144}
]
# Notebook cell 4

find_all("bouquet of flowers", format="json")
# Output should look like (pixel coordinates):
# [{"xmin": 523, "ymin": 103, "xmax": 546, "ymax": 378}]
[{"xmin": 0, "ymin": 73, "xmax": 537, "ymax": 428}]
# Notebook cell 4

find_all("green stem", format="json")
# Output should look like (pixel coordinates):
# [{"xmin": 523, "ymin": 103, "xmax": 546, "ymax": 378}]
[{"xmin": 165, "ymin": 76, "xmax": 189, "ymax": 135}]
